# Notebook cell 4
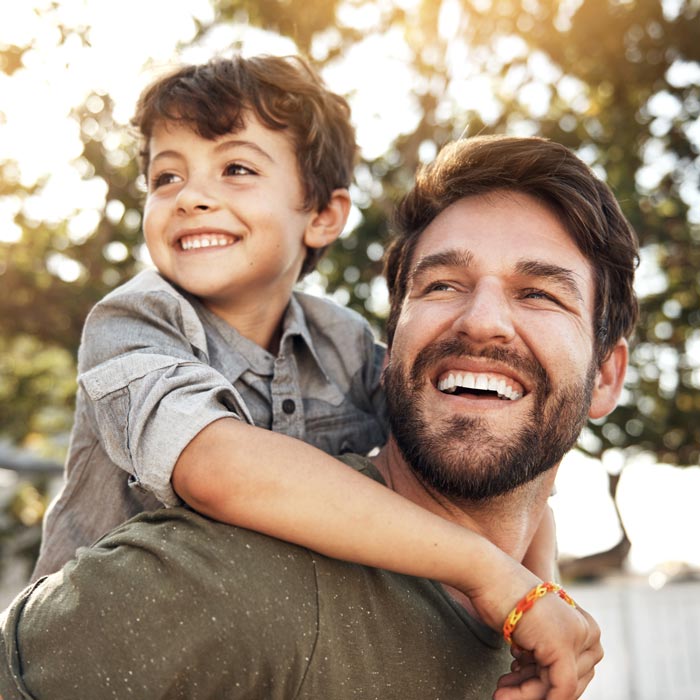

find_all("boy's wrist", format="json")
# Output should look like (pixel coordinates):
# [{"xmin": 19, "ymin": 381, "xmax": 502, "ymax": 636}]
[
  {"xmin": 460, "ymin": 546, "xmax": 541, "ymax": 630},
  {"xmin": 503, "ymin": 582, "xmax": 577, "ymax": 644}
]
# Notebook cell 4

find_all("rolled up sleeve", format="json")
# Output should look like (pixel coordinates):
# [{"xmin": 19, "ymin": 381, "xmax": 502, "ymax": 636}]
[
  {"xmin": 76, "ymin": 274, "xmax": 253, "ymax": 506},
  {"xmin": 80, "ymin": 355, "xmax": 248, "ymax": 506}
]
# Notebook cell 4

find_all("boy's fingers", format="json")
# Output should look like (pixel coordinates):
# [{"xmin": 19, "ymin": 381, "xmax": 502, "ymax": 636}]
[
  {"xmin": 575, "ymin": 670, "xmax": 596, "ymax": 699},
  {"xmin": 547, "ymin": 647, "xmax": 603, "ymax": 700},
  {"xmin": 496, "ymin": 662, "xmax": 540, "ymax": 688},
  {"xmin": 493, "ymin": 675, "xmax": 548, "ymax": 700},
  {"xmin": 577, "ymin": 605, "xmax": 602, "ymax": 646},
  {"xmin": 508, "ymin": 649, "xmax": 536, "ymax": 674}
]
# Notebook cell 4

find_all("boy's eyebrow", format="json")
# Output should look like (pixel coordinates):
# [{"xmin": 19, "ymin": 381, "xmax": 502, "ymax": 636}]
[
  {"xmin": 515, "ymin": 260, "xmax": 584, "ymax": 300},
  {"xmin": 149, "ymin": 140, "xmax": 275, "ymax": 165},
  {"xmin": 150, "ymin": 149, "xmax": 182, "ymax": 165},
  {"xmin": 214, "ymin": 139, "xmax": 275, "ymax": 163}
]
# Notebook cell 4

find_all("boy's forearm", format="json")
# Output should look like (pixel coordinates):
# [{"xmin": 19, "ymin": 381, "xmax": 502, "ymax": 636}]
[
  {"xmin": 521, "ymin": 505, "xmax": 558, "ymax": 581},
  {"xmin": 172, "ymin": 418, "xmax": 538, "ymax": 629}
]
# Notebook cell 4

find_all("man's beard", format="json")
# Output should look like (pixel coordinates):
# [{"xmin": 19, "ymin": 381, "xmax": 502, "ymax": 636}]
[{"xmin": 383, "ymin": 338, "xmax": 597, "ymax": 501}]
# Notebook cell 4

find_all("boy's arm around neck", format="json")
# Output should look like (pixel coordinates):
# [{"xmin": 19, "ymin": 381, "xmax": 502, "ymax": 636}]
[{"xmin": 172, "ymin": 416, "xmax": 542, "ymax": 627}]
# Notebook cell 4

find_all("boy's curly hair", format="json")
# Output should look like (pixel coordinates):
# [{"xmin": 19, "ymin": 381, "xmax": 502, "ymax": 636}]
[{"xmin": 133, "ymin": 54, "xmax": 357, "ymax": 276}]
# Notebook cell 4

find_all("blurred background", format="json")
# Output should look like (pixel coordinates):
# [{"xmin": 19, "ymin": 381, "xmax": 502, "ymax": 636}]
[{"xmin": 0, "ymin": 1, "xmax": 699, "ymax": 697}]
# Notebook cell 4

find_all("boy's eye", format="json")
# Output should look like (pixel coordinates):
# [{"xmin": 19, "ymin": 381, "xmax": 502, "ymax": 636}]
[
  {"xmin": 224, "ymin": 163, "xmax": 255, "ymax": 177},
  {"xmin": 150, "ymin": 172, "xmax": 180, "ymax": 190}
]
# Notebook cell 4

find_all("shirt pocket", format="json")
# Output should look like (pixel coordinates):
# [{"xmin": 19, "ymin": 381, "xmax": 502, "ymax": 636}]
[{"xmin": 303, "ymin": 401, "xmax": 387, "ymax": 457}]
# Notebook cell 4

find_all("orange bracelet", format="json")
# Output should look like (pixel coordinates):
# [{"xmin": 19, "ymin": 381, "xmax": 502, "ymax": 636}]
[{"xmin": 502, "ymin": 582, "xmax": 577, "ymax": 644}]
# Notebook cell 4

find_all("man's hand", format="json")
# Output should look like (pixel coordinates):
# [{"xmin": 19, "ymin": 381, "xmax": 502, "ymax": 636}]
[{"xmin": 492, "ymin": 601, "xmax": 602, "ymax": 700}]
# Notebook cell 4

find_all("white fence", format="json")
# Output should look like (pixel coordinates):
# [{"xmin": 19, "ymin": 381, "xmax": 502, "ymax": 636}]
[{"xmin": 569, "ymin": 578, "xmax": 700, "ymax": 700}]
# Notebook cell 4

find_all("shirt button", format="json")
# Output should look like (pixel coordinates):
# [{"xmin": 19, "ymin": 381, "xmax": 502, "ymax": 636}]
[{"xmin": 282, "ymin": 399, "xmax": 296, "ymax": 415}]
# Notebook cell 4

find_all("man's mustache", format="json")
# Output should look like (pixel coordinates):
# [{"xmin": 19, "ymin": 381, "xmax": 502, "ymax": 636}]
[{"xmin": 407, "ymin": 337, "xmax": 550, "ymax": 396}]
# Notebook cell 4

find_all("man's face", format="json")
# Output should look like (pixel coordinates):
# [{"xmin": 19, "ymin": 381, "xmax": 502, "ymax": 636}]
[{"xmin": 384, "ymin": 190, "xmax": 603, "ymax": 500}]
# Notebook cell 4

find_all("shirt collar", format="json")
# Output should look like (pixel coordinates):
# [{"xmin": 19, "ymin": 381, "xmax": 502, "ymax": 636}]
[
  {"xmin": 280, "ymin": 293, "xmax": 330, "ymax": 383},
  {"xmin": 189, "ymin": 292, "xmax": 329, "ymax": 383}
]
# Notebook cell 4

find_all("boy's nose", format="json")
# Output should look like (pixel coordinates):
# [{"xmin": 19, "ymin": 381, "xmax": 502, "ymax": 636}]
[
  {"xmin": 175, "ymin": 179, "xmax": 218, "ymax": 213},
  {"xmin": 451, "ymin": 277, "xmax": 515, "ymax": 344}
]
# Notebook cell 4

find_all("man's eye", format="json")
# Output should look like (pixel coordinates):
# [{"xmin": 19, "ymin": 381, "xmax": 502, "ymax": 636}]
[
  {"xmin": 425, "ymin": 282, "xmax": 456, "ymax": 293},
  {"xmin": 224, "ymin": 163, "xmax": 255, "ymax": 177},
  {"xmin": 524, "ymin": 289, "xmax": 559, "ymax": 304}
]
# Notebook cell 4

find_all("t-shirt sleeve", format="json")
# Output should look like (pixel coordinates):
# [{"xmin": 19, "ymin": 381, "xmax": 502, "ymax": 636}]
[
  {"xmin": 0, "ymin": 584, "xmax": 35, "ymax": 700},
  {"xmin": 77, "ymin": 278, "xmax": 253, "ymax": 506},
  {"xmin": 0, "ymin": 510, "xmax": 319, "ymax": 699}
]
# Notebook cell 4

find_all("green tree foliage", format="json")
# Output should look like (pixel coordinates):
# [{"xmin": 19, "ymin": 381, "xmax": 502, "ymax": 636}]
[{"xmin": 1, "ymin": 1, "xmax": 699, "ymax": 573}]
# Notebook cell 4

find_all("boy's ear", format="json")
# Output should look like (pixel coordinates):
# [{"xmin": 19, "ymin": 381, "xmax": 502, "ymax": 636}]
[
  {"xmin": 304, "ymin": 188, "xmax": 351, "ymax": 249},
  {"xmin": 589, "ymin": 338, "xmax": 628, "ymax": 420}
]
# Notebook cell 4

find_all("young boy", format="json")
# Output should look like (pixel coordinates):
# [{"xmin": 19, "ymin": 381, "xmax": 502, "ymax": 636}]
[{"xmin": 33, "ymin": 54, "xmax": 596, "ymax": 694}]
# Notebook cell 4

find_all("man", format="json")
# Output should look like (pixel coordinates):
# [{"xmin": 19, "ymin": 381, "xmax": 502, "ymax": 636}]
[{"xmin": 0, "ymin": 135, "xmax": 638, "ymax": 700}]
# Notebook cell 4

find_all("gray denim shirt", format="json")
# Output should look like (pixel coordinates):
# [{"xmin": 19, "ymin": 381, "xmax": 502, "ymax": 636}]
[{"xmin": 33, "ymin": 269, "xmax": 388, "ymax": 578}]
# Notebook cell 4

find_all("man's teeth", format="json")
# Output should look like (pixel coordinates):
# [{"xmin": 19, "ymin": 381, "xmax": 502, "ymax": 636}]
[
  {"xmin": 180, "ymin": 235, "xmax": 234, "ymax": 251},
  {"xmin": 437, "ymin": 372, "xmax": 522, "ymax": 400}
]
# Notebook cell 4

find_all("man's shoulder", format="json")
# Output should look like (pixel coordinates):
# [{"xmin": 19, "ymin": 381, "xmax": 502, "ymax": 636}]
[
  {"xmin": 98, "ymin": 507, "xmax": 316, "ymax": 574},
  {"xmin": 5, "ymin": 501, "xmax": 510, "ymax": 699},
  {"xmin": 4, "ymin": 509, "xmax": 322, "ymax": 698},
  {"xmin": 69, "ymin": 508, "xmax": 322, "ymax": 640}
]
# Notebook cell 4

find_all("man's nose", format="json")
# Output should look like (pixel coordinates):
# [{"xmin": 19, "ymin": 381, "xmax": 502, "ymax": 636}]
[
  {"xmin": 175, "ymin": 178, "xmax": 218, "ymax": 213},
  {"xmin": 452, "ymin": 277, "xmax": 515, "ymax": 344}
]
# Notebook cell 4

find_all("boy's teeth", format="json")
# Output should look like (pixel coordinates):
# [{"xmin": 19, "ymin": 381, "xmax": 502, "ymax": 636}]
[
  {"xmin": 180, "ymin": 234, "xmax": 234, "ymax": 251},
  {"xmin": 437, "ymin": 371, "xmax": 523, "ymax": 401}
]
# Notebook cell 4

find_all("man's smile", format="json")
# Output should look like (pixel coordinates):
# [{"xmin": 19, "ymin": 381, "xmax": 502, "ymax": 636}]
[{"xmin": 437, "ymin": 370, "xmax": 524, "ymax": 400}]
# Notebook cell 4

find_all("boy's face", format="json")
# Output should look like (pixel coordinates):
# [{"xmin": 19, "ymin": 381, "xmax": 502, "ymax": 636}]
[{"xmin": 142, "ymin": 115, "xmax": 316, "ymax": 321}]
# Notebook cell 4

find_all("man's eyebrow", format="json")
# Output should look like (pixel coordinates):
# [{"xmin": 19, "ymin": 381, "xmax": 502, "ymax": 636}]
[
  {"xmin": 410, "ymin": 249, "xmax": 474, "ymax": 282},
  {"xmin": 515, "ymin": 260, "xmax": 584, "ymax": 300}
]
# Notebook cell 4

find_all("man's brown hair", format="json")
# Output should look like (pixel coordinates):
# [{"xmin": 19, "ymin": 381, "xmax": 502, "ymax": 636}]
[
  {"xmin": 132, "ymin": 54, "xmax": 356, "ymax": 276},
  {"xmin": 384, "ymin": 135, "xmax": 639, "ymax": 363}
]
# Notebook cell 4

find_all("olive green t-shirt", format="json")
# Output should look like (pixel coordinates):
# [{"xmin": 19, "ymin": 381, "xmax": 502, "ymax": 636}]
[{"xmin": 0, "ymin": 456, "xmax": 510, "ymax": 699}]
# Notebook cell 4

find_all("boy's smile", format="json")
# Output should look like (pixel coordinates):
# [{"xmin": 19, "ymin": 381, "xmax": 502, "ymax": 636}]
[
  {"xmin": 142, "ymin": 115, "xmax": 318, "ymax": 341},
  {"xmin": 177, "ymin": 229, "xmax": 239, "ymax": 251}
]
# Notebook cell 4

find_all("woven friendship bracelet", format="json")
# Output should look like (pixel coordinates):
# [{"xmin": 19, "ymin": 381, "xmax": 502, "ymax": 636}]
[{"xmin": 502, "ymin": 582, "xmax": 577, "ymax": 645}]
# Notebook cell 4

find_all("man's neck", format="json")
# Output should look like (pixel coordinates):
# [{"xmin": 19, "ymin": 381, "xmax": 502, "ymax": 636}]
[{"xmin": 371, "ymin": 438, "xmax": 556, "ymax": 564}]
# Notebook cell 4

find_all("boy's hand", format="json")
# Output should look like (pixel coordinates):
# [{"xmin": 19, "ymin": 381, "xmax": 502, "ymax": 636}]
[
  {"xmin": 491, "ymin": 600, "xmax": 602, "ymax": 700},
  {"xmin": 462, "ymin": 546, "xmax": 602, "ymax": 700}
]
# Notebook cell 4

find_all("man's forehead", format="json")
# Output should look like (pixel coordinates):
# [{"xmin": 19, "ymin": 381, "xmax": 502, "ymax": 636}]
[
  {"xmin": 405, "ymin": 192, "xmax": 595, "ymax": 298},
  {"xmin": 410, "ymin": 191, "xmax": 584, "ymax": 262}
]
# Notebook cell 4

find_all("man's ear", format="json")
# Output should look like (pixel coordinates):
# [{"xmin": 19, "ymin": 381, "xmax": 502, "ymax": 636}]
[
  {"xmin": 304, "ymin": 188, "xmax": 351, "ymax": 249},
  {"xmin": 589, "ymin": 338, "xmax": 628, "ymax": 420}
]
